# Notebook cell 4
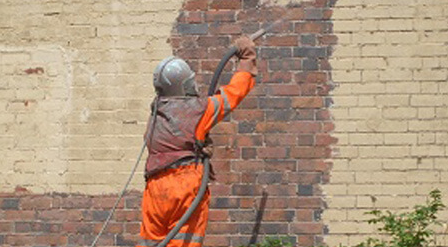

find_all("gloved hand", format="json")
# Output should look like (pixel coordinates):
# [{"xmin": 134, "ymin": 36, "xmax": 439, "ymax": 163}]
[
  {"xmin": 201, "ymin": 135, "xmax": 214, "ymax": 158},
  {"xmin": 234, "ymin": 36, "xmax": 257, "ymax": 76}
]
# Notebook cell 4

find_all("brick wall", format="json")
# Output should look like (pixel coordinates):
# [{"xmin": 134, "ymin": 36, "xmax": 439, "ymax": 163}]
[
  {"xmin": 325, "ymin": 0, "xmax": 448, "ymax": 246},
  {"xmin": 0, "ymin": 0, "xmax": 338, "ymax": 246}
]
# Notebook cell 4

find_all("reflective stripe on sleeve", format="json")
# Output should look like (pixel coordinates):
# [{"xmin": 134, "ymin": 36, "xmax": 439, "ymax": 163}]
[
  {"xmin": 210, "ymin": 96, "xmax": 221, "ymax": 126},
  {"xmin": 219, "ymin": 87, "xmax": 232, "ymax": 117}
]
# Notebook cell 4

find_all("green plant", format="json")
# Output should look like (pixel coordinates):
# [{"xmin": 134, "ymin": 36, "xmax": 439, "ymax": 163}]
[
  {"xmin": 240, "ymin": 236, "xmax": 293, "ymax": 247},
  {"xmin": 360, "ymin": 189, "xmax": 446, "ymax": 247}
]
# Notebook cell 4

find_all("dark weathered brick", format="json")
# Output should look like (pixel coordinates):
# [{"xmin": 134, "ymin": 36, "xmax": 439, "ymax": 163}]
[
  {"xmin": 294, "ymin": 47, "xmax": 327, "ymax": 57},
  {"xmin": 1, "ymin": 198, "xmax": 19, "ymax": 210},
  {"xmin": 257, "ymin": 173, "xmax": 285, "ymax": 184},
  {"xmin": 210, "ymin": 198, "xmax": 240, "ymax": 209},
  {"xmin": 298, "ymin": 184, "xmax": 314, "ymax": 196},
  {"xmin": 243, "ymin": 0, "xmax": 258, "ymax": 9},
  {"xmin": 301, "ymin": 34, "xmax": 317, "ymax": 46},
  {"xmin": 305, "ymin": 8, "xmax": 324, "ymax": 20},
  {"xmin": 177, "ymin": 23, "xmax": 208, "ymax": 35},
  {"xmin": 302, "ymin": 58, "xmax": 319, "ymax": 70}
]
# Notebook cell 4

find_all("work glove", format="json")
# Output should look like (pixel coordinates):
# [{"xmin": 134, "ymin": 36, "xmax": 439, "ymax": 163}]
[
  {"xmin": 201, "ymin": 135, "xmax": 214, "ymax": 158},
  {"xmin": 201, "ymin": 136, "xmax": 216, "ymax": 181},
  {"xmin": 234, "ymin": 36, "xmax": 257, "ymax": 76}
]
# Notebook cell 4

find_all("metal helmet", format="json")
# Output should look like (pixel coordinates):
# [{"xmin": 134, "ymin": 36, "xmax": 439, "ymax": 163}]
[{"xmin": 153, "ymin": 56, "xmax": 199, "ymax": 97}]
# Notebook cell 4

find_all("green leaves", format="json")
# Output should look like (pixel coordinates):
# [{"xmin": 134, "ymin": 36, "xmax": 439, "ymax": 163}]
[{"xmin": 357, "ymin": 189, "xmax": 445, "ymax": 247}]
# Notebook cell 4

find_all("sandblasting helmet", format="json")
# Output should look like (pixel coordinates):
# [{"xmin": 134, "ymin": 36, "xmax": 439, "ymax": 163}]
[{"xmin": 153, "ymin": 56, "xmax": 199, "ymax": 97}]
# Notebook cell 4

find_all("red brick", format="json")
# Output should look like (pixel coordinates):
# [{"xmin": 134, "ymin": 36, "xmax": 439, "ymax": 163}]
[
  {"xmin": 215, "ymin": 172, "xmax": 240, "ymax": 184},
  {"xmin": 298, "ymin": 134, "xmax": 314, "ymax": 146},
  {"xmin": 257, "ymin": 147, "xmax": 288, "ymax": 159},
  {"xmin": 295, "ymin": 21, "xmax": 330, "ymax": 33},
  {"xmin": 265, "ymin": 134, "xmax": 297, "ymax": 146},
  {"xmin": 240, "ymin": 198, "xmax": 255, "ymax": 208},
  {"xmin": 201, "ymin": 60, "xmax": 234, "ymax": 72},
  {"xmin": 213, "ymin": 146, "xmax": 240, "ymax": 159},
  {"xmin": 210, "ymin": 184, "xmax": 231, "ymax": 196},
  {"xmin": 241, "ymin": 172, "xmax": 257, "ymax": 183},
  {"xmin": 184, "ymin": 0, "xmax": 208, "ymax": 11},
  {"xmin": 176, "ymin": 48, "xmax": 208, "ymax": 59},
  {"xmin": 323, "ymin": 122, "xmax": 335, "ymax": 132},
  {"xmin": 92, "ymin": 196, "xmax": 125, "ymax": 209},
  {"xmin": 5, "ymin": 210, "xmax": 35, "ymax": 220},
  {"xmin": 210, "ymin": 122, "xmax": 237, "ymax": 134},
  {"xmin": 0, "ymin": 222, "xmax": 13, "ymax": 232},
  {"xmin": 291, "ymin": 222, "xmax": 323, "ymax": 234},
  {"xmin": 20, "ymin": 196, "xmax": 53, "ymax": 210},
  {"xmin": 264, "ymin": 160, "xmax": 297, "ymax": 172},
  {"xmin": 114, "ymin": 210, "xmax": 141, "ymax": 221},
  {"xmin": 266, "ymin": 84, "xmax": 302, "ymax": 96},
  {"xmin": 255, "ymin": 122, "xmax": 289, "ymax": 133},
  {"xmin": 93, "ymin": 222, "xmax": 123, "ymax": 234},
  {"xmin": 296, "ymin": 209, "xmax": 314, "ymax": 221},
  {"xmin": 289, "ymin": 197, "xmax": 324, "ymax": 208},
  {"xmin": 315, "ymin": 133, "xmax": 337, "ymax": 146},
  {"xmin": 207, "ymin": 223, "xmax": 239, "ymax": 234},
  {"xmin": 61, "ymin": 197, "xmax": 92, "ymax": 209},
  {"xmin": 290, "ymin": 122, "xmax": 322, "ymax": 133},
  {"xmin": 297, "ymin": 71, "xmax": 328, "ymax": 84},
  {"xmin": 231, "ymin": 160, "xmax": 263, "ymax": 172},
  {"xmin": 298, "ymin": 235, "xmax": 315, "ymax": 246},
  {"xmin": 316, "ymin": 109, "xmax": 331, "ymax": 120},
  {"xmin": 208, "ymin": 210, "xmax": 229, "ymax": 221},
  {"xmin": 319, "ymin": 34, "xmax": 338, "ymax": 45},
  {"xmin": 265, "ymin": 35, "xmax": 299, "ymax": 46},
  {"xmin": 231, "ymin": 110, "xmax": 264, "ymax": 121},
  {"xmin": 186, "ymin": 11, "xmax": 203, "ymax": 23},
  {"xmin": 38, "ymin": 209, "xmax": 84, "ymax": 221},
  {"xmin": 210, "ymin": 0, "xmax": 241, "ymax": 9},
  {"xmin": 261, "ymin": 197, "xmax": 288, "ymax": 209},
  {"xmin": 263, "ymin": 210, "xmax": 295, "ymax": 221},
  {"xmin": 285, "ymin": 8, "xmax": 305, "ymax": 20},
  {"xmin": 261, "ymin": 71, "xmax": 292, "ymax": 83},
  {"xmin": 204, "ymin": 235, "xmax": 231, "ymax": 246},
  {"xmin": 266, "ymin": 185, "xmax": 296, "ymax": 196},
  {"xmin": 210, "ymin": 160, "xmax": 231, "ymax": 172},
  {"xmin": 36, "ymin": 235, "xmax": 68, "ymax": 246},
  {"xmin": 268, "ymin": 59, "xmax": 302, "ymax": 71},
  {"xmin": 292, "ymin": 97, "xmax": 324, "ymax": 108},
  {"xmin": 5, "ymin": 235, "xmax": 37, "ymax": 245},
  {"xmin": 297, "ymin": 160, "xmax": 331, "ymax": 172},
  {"xmin": 205, "ymin": 10, "xmax": 236, "ymax": 22},
  {"xmin": 232, "ymin": 135, "xmax": 263, "ymax": 146},
  {"xmin": 210, "ymin": 23, "xmax": 242, "ymax": 34},
  {"xmin": 62, "ymin": 222, "xmax": 93, "ymax": 234}
]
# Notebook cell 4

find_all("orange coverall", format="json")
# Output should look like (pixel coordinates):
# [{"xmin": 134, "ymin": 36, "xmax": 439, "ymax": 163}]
[{"xmin": 138, "ymin": 71, "xmax": 255, "ymax": 247}]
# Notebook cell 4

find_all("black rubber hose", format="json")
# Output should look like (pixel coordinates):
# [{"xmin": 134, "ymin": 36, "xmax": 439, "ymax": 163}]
[{"xmin": 208, "ymin": 46, "xmax": 238, "ymax": 96}]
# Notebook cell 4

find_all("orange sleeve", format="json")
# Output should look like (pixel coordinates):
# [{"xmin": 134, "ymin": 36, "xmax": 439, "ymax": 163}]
[{"xmin": 195, "ymin": 71, "xmax": 255, "ymax": 142}]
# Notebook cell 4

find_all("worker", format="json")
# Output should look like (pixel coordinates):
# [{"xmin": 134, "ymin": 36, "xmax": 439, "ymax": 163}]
[{"xmin": 137, "ymin": 36, "xmax": 257, "ymax": 247}]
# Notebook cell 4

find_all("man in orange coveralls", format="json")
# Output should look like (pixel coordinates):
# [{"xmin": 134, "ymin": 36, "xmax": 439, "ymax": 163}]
[{"xmin": 137, "ymin": 36, "xmax": 257, "ymax": 247}]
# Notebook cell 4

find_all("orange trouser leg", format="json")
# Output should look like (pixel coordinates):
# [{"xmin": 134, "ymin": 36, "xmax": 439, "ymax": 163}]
[{"xmin": 137, "ymin": 164, "xmax": 210, "ymax": 247}]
